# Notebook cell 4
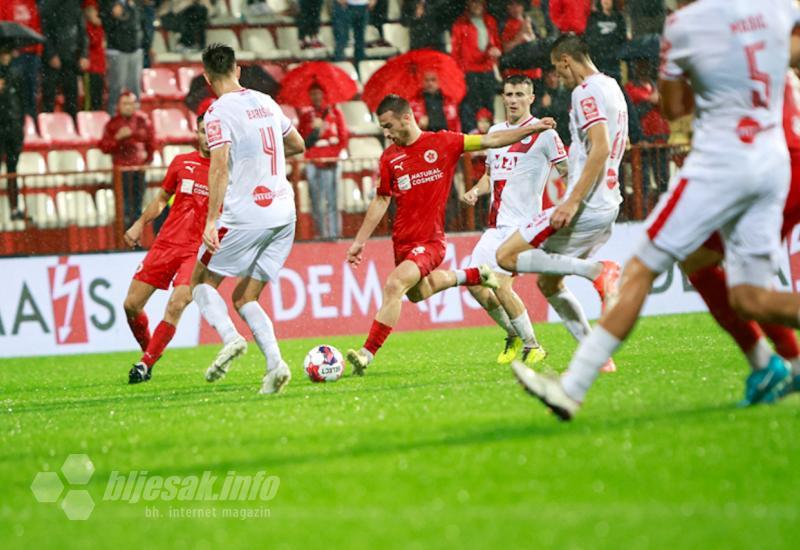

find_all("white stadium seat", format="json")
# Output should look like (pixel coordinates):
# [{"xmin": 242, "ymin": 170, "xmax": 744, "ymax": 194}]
[
  {"xmin": 358, "ymin": 60, "xmax": 385, "ymax": 85},
  {"xmin": 383, "ymin": 23, "xmax": 410, "ymax": 54},
  {"xmin": 163, "ymin": 145, "xmax": 195, "ymax": 166},
  {"xmin": 47, "ymin": 150, "xmax": 86, "ymax": 186},
  {"xmin": 340, "ymin": 101, "xmax": 380, "ymax": 135},
  {"xmin": 205, "ymin": 29, "xmax": 256, "ymax": 60},
  {"xmin": 17, "ymin": 151, "xmax": 47, "ymax": 189},
  {"xmin": 296, "ymin": 179, "xmax": 311, "ymax": 213},
  {"xmin": 95, "ymin": 189, "xmax": 116, "ymax": 225},
  {"xmin": 21, "ymin": 193, "xmax": 59, "ymax": 228},
  {"xmin": 241, "ymin": 28, "xmax": 292, "ymax": 60},
  {"xmin": 348, "ymin": 137, "xmax": 384, "ymax": 159},
  {"xmin": 365, "ymin": 27, "xmax": 397, "ymax": 57},
  {"xmin": 56, "ymin": 191, "xmax": 98, "ymax": 227},
  {"xmin": 280, "ymin": 26, "xmax": 329, "ymax": 59}
]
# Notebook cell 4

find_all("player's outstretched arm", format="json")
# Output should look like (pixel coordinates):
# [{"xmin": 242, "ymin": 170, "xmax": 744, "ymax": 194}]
[
  {"xmin": 284, "ymin": 127, "xmax": 306, "ymax": 157},
  {"xmin": 347, "ymin": 194, "xmax": 391, "ymax": 267},
  {"xmin": 551, "ymin": 123, "xmax": 609, "ymax": 229},
  {"xmin": 204, "ymin": 143, "xmax": 230, "ymax": 253},
  {"xmin": 124, "ymin": 189, "xmax": 171, "ymax": 247},
  {"xmin": 468, "ymin": 118, "xmax": 557, "ymax": 151},
  {"xmin": 462, "ymin": 173, "xmax": 491, "ymax": 206}
]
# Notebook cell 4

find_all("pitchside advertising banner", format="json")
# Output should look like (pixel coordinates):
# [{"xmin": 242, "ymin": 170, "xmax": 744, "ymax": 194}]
[{"xmin": 1, "ymin": 223, "xmax": 796, "ymax": 358}]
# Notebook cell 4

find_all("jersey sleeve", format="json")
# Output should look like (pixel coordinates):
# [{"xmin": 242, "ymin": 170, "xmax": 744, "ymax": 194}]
[
  {"xmin": 377, "ymin": 152, "xmax": 393, "ymax": 196},
  {"xmin": 659, "ymin": 14, "xmax": 691, "ymax": 81},
  {"xmin": 543, "ymin": 129, "xmax": 568, "ymax": 163},
  {"xmin": 572, "ymin": 84, "xmax": 608, "ymax": 132},
  {"xmin": 160, "ymin": 156, "xmax": 181, "ymax": 194},
  {"xmin": 439, "ymin": 130, "xmax": 469, "ymax": 158},
  {"xmin": 272, "ymin": 97, "xmax": 293, "ymax": 137},
  {"xmin": 204, "ymin": 105, "xmax": 232, "ymax": 150}
]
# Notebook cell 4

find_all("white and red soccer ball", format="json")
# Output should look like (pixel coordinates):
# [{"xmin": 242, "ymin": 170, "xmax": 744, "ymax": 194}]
[{"xmin": 304, "ymin": 345, "xmax": 345, "ymax": 382}]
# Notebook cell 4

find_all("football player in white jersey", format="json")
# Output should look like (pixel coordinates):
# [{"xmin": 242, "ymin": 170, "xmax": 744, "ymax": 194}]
[
  {"xmin": 514, "ymin": 3, "xmax": 800, "ymax": 420},
  {"xmin": 189, "ymin": 43, "xmax": 306, "ymax": 395},
  {"xmin": 462, "ymin": 75, "xmax": 569, "ymax": 366}
]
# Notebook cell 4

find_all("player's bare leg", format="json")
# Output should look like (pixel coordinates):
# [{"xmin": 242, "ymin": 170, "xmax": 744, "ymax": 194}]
[
  {"xmin": 190, "ymin": 262, "xmax": 247, "ymax": 382},
  {"xmin": 347, "ymin": 260, "xmax": 423, "ymax": 375},
  {"xmin": 123, "ymin": 280, "xmax": 157, "ymax": 351},
  {"xmin": 496, "ymin": 231, "xmax": 620, "ymax": 310},
  {"xmin": 537, "ymin": 274, "xmax": 615, "ymax": 373},
  {"xmin": 230, "ymin": 276, "xmax": 291, "ymax": 395}
]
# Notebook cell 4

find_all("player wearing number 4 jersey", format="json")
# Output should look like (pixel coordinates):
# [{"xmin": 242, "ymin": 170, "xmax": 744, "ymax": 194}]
[
  {"xmin": 190, "ymin": 43, "xmax": 306, "ymax": 395},
  {"xmin": 513, "ymin": 2, "xmax": 800, "ymax": 421},
  {"xmin": 345, "ymin": 94, "xmax": 558, "ymax": 375}
]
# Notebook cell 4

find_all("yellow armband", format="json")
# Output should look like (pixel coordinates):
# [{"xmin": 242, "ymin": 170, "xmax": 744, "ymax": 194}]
[{"xmin": 463, "ymin": 134, "xmax": 483, "ymax": 152}]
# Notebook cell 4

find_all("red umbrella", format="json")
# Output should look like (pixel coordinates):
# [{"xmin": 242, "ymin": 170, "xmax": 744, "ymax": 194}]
[
  {"xmin": 362, "ymin": 49, "xmax": 466, "ymax": 112},
  {"xmin": 277, "ymin": 61, "xmax": 358, "ymax": 108}
]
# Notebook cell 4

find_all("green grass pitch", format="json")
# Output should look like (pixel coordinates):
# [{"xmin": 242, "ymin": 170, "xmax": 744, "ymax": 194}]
[{"xmin": 1, "ymin": 313, "xmax": 799, "ymax": 549}]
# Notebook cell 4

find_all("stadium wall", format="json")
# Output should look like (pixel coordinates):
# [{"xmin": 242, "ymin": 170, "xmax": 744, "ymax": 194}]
[{"xmin": 2, "ymin": 224, "xmax": 797, "ymax": 358}]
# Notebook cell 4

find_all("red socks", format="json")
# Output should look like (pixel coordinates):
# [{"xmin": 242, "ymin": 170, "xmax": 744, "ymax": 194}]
[
  {"xmin": 141, "ymin": 321, "xmax": 177, "ymax": 368},
  {"xmin": 462, "ymin": 267, "xmax": 481, "ymax": 286},
  {"xmin": 760, "ymin": 322, "xmax": 800, "ymax": 360},
  {"xmin": 127, "ymin": 311, "xmax": 151, "ymax": 351},
  {"xmin": 364, "ymin": 320, "xmax": 393, "ymax": 355},
  {"xmin": 688, "ymin": 265, "xmax": 762, "ymax": 352}
]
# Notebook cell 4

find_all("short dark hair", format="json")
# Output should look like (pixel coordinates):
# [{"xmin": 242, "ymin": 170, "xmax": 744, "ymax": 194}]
[
  {"xmin": 551, "ymin": 33, "xmax": 591, "ymax": 62},
  {"xmin": 202, "ymin": 43, "xmax": 236, "ymax": 80},
  {"xmin": 503, "ymin": 74, "xmax": 535, "ymax": 93},
  {"xmin": 376, "ymin": 94, "xmax": 411, "ymax": 117}
]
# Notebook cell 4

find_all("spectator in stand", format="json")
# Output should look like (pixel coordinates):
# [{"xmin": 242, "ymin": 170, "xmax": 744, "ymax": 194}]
[
  {"xmin": 402, "ymin": 0, "xmax": 446, "ymax": 52},
  {"xmin": 500, "ymin": 0, "xmax": 540, "ymax": 80},
  {"xmin": 625, "ymin": 59, "xmax": 670, "ymax": 196},
  {"xmin": 157, "ymin": 0, "xmax": 211, "ymax": 52},
  {"xmin": 0, "ymin": 47, "xmax": 26, "ymax": 221},
  {"xmin": 409, "ymin": 72, "xmax": 461, "ymax": 132},
  {"xmin": 40, "ymin": 0, "xmax": 88, "ymax": 120},
  {"xmin": 584, "ymin": 0, "xmax": 626, "ymax": 82},
  {"xmin": 139, "ymin": 0, "xmax": 156, "ymax": 67},
  {"xmin": 451, "ymin": 0, "xmax": 501, "ymax": 133},
  {"xmin": 532, "ymin": 65, "xmax": 570, "ymax": 146},
  {"xmin": 333, "ymin": 0, "xmax": 373, "ymax": 69},
  {"xmin": 0, "ymin": 0, "xmax": 42, "ymax": 121},
  {"xmin": 368, "ymin": 0, "xmax": 391, "ymax": 47},
  {"xmin": 84, "ymin": 1, "xmax": 107, "ymax": 111},
  {"xmin": 626, "ymin": 0, "xmax": 665, "ymax": 38},
  {"xmin": 298, "ymin": 84, "xmax": 349, "ymax": 239},
  {"xmin": 101, "ymin": 0, "xmax": 144, "ymax": 115},
  {"xmin": 100, "ymin": 91, "xmax": 155, "ymax": 228},
  {"xmin": 548, "ymin": 0, "xmax": 591, "ymax": 35},
  {"xmin": 297, "ymin": 0, "xmax": 324, "ymax": 49}
]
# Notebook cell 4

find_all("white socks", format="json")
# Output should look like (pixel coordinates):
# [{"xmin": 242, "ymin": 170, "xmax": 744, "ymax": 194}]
[
  {"xmin": 561, "ymin": 326, "xmax": 621, "ymax": 402},
  {"xmin": 745, "ymin": 338, "xmax": 772, "ymax": 371},
  {"xmin": 192, "ymin": 284, "xmax": 240, "ymax": 344},
  {"xmin": 510, "ymin": 311, "xmax": 538, "ymax": 347},
  {"xmin": 515, "ymin": 249, "xmax": 601, "ymax": 280},
  {"xmin": 455, "ymin": 270, "xmax": 467, "ymax": 285},
  {"xmin": 547, "ymin": 288, "xmax": 592, "ymax": 342},
  {"xmin": 239, "ymin": 301, "xmax": 282, "ymax": 371},
  {"xmin": 488, "ymin": 305, "xmax": 516, "ymax": 337}
]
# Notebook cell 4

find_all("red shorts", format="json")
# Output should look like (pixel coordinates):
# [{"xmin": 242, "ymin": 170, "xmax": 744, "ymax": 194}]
[
  {"xmin": 393, "ymin": 239, "xmax": 446, "ymax": 278},
  {"xmin": 134, "ymin": 241, "xmax": 196, "ymax": 290},
  {"xmin": 704, "ymin": 149, "xmax": 800, "ymax": 253}
]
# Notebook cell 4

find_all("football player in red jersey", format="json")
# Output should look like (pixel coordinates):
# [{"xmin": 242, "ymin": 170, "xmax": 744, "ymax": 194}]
[
  {"xmin": 345, "ymin": 94, "xmax": 556, "ymax": 375},
  {"xmin": 123, "ymin": 115, "xmax": 211, "ymax": 383}
]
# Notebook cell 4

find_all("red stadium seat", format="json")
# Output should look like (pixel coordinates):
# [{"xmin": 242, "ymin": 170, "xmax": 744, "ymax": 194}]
[
  {"xmin": 152, "ymin": 108, "xmax": 195, "ymax": 144},
  {"xmin": 177, "ymin": 66, "xmax": 204, "ymax": 95},
  {"xmin": 37, "ymin": 112, "xmax": 89, "ymax": 147},
  {"xmin": 141, "ymin": 68, "xmax": 183, "ymax": 102},
  {"xmin": 23, "ymin": 116, "xmax": 48, "ymax": 150},
  {"xmin": 76, "ymin": 111, "xmax": 111, "ymax": 146}
]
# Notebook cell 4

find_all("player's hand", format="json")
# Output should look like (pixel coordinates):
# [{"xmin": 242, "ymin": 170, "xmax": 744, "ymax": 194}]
[
  {"xmin": 461, "ymin": 189, "xmax": 478, "ymax": 206},
  {"xmin": 124, "ymin": 222, "xmax": 143, "ymax": 248},
  {"xmin": 347, "ymin": 241, "xmax": 365, "ymax": 267},
  {"xmin": 550, "ymin": 198, "xmax": 579, "ymax": 230},
  {"xmin": 530, "ymin": 117, "xmax": 556, "ymax": 133},
  {"xmin": 203, "ymin": 220, "xmax": 220, "ymax": 254}
]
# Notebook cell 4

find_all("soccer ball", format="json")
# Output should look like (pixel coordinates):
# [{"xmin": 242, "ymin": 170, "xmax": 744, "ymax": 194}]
[{"xmin": 304, "ymin": 345, "xmax": 345, "ymax": 382}]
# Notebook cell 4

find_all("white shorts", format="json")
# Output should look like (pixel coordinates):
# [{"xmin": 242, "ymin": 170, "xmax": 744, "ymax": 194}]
[
  {"xmin": 635, "ymin": 150, "xmax": 789, "ymax": 288},
  {"xmin": 519, "ymin": 205, "xmax": 618, "ymax": 259},
  {"xmin": 467, "ymin": 226, "xmax": 516, "ymax": 275},
  {"xmin": 198, "ymin": 222, "xmax": 295, "ymax": 282}
]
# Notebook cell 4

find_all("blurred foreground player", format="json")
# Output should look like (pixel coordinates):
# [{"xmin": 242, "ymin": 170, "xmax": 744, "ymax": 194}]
[
  {"xmin": 124, "ymin": 114, "xmax": 210, "ymax": 383},
  {"xmin": 345, "ymin": 94, "xmax": 557, "ymax": 375},
  {"xmin": 191, "ymin": 44, "xmax": 306, "ymax": 395}
]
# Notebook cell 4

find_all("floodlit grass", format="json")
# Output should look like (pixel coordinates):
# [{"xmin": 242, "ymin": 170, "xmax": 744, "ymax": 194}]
[{"xmin": 1, "ymin": 313, "xmax": 799, "ymax": 549}]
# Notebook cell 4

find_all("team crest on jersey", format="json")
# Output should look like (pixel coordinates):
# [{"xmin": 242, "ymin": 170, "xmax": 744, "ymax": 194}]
[
  {"xmin": 580, "ymin": 97, "xmax": 599, "ymax": 120},
  {"xmin": 397, "ymin": 174, "xmax": 411, "ymax": 191},
  {"xmin": 424, "ymin": 150, "xmax": 438, "ymax": 163},
  {"xmin": 206, "ymin": 120, "xmax": 222, "ymax": 143}
]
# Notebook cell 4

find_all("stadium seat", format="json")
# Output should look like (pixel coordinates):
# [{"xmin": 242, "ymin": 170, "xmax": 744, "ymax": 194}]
[
  {"xmin": 388, "ymin": 0, "xmax": 401, "ymax": 19},
  {"xmin": 16, "ymin": 151, "xmax": 47, "ymax": 188},
  {"xmin": 151, "ymin": 31, "xmax": 182, "ymax": 63},
  {"xmin": 365, "ymin": 27, "xmax": 397, "ymax": 57},
  {"xmin": 37, "ymin": 112, "xmax": 88, "ymax": 147},
  {"xmin": 152, "ymin": 108, "xmax": 195, "ymax": 144},
  {"xmin": 278, "ymin": 27, "xmax": 328, "ymax": 59},
  {"xmin": 348, "ymin": 137, "xmax": 384, "ymax": 159},
  {"xmin": 341, "ymin": 101, "xmax": 380, "ymax": 135},
  {"xmin": 76, "ymin": 111, "xmax": 111, "ymax": 146},
  {"xmin": 0, "ymin": 197, "xmax": 24, "ymax": 231},
  {"xmin": 341, "ymin": 178, "xmax": 365, "ymax": 213},
  {"xmin": 147, "ymin": 151, "xmax": 166, "ymax": 183},
  {"xmin": 141, "ymin": 68, "xmax": 183, "ymax": 102},
  {"xmin": 86, "ymin": 148, "xmax": 113, "ymax": 184},
  {"xmin": 23, "ymin": 116, "xmax": 48, "ymax": 150},
  {"xmin": 209, "ymin": 0, "xmax": 240, "ymax": 25},
  {"xmin": 358, "ymin": 60, "xmax": 386, "ymax": 85},
  {"xmin": 241, "ymin": 28, "xmax": 292, "ymax": 60},
  {"xmin": 205, "ymin": 29, "xmax": 256, "ymax": 60},
  {"xmin": 383, "ymin": 23, "xmax": 410, "ymax": 54},
  {"xmin": 163, "ymin": 145, "xmax": 195, "ymax": 166},
  {"xmin": 95, "ymin": 188, "xmax": 115, "ymax": 225},
  {"xmin": 56, "ymin": 191, "xmax": 98, "ymax": 226},
  {"xmin": 333, "ymin": 61, "xmax": 363, "ymax": 94},
  {"xmin": 177, "ymin": 66, "xmax": 203, "ymax": 95},
  {"xmin": 47, "ymin": 150, "xmax": 87, "ymax": 186},
  {"xmin": 296, "ymin": 179, "xmax": 311, "ymax": 213},
  {"xmin": 21, "ymin": 193, "xmax": 59, "ymax": 228},
  {"xmin": 141, "ymin": 186, "xmax": 161, "ymax": 210}
]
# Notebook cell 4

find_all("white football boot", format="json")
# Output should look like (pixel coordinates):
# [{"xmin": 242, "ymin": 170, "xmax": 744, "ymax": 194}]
[
  {"xmin": 510, "ymin": 360, "xmax": 580, "ymax": 421},
  {"xmin": 205, "ymin": 335, "xmax": 247, "ymax": 382},
  {"xmin": 260, "ymin": 361, "xmax": 292, "ymax": 394}
]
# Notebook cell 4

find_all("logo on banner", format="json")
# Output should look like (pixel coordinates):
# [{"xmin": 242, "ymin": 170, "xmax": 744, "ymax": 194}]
[{"xmin": 47, "ymin": 257, "xmax": 88, "ymax": 345}]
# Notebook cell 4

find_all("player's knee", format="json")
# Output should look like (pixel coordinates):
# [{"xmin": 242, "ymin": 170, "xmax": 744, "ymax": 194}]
[
  {"xmin": 167, "ymin": 295, "xmax": 192, "ymax": 318},
  {"xmin": 123, "ymin": 297, "xmax": 142, "ymax": 318},
  {"xmin": 383, "ymin": 277, "xmax": 408, "ymax": 301},
  {"xmin": 496, "ymin": 249, "xmax": 515, "ymax": 272}
]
